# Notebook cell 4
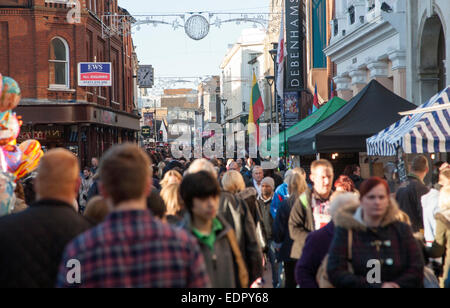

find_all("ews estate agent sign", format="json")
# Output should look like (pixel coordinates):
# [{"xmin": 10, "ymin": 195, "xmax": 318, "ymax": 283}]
[{"xmin": 78, "ymin": 62, "xmax": 112, "ymax": 87}]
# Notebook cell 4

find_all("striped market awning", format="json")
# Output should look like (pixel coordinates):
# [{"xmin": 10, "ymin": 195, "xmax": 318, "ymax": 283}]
[{"xmin": 367, "ymin": 87, "xmax": 450, "ymax": 155}]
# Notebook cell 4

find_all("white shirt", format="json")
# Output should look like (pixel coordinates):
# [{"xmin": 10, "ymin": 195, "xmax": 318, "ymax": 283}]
[{"xmin": 253, "ymin": 179, "xmax": 262, "ymax": 198}]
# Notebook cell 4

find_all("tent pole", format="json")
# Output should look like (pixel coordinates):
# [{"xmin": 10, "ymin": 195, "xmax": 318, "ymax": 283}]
[{"xmin": 369, "ymin": 156, "xmax": 373, "ymax": 176}]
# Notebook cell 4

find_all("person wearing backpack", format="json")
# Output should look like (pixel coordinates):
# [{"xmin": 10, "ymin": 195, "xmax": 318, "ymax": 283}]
[{"xmin": 327, "ymin": 177, "xmax": 424, "ymax": 288}]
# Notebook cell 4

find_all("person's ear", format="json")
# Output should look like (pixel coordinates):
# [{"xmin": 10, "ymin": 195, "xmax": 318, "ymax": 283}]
[
  {"xmin": 145, "ymin": 176, "xmax": 153, "ymax": 197},
  {"xmin": 75, "ymin": 176, "xmax": 81, "ymax": 193}
]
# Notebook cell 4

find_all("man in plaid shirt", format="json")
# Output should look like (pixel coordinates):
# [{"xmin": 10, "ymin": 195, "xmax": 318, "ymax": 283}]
[{"xmin": 56, "ymin": 144, "xmax": 210, "ymax": 288}]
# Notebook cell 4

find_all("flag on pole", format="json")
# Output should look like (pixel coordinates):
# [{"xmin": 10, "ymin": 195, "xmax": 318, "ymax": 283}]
[
  {"xmin": 276, "ymin": 12, "xmax": 287, "ymax": 99},
  {"xmin": 312, "ymin": 83, "xmax": 319, "ymax": 113},
  {"xmin": 248, "ymin": 72, "xmax": 265, "ymax": 145}
]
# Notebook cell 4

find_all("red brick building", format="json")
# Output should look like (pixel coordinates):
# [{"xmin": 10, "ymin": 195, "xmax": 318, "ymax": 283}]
[{"xmin": 0, "ymin": 0, "xmax": 140, "ymax": 168}]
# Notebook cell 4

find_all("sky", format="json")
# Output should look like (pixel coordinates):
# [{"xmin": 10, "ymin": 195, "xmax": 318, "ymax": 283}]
[{"xmin": 118, "ymin": 0, "xmax": 270, "ymax": 90}]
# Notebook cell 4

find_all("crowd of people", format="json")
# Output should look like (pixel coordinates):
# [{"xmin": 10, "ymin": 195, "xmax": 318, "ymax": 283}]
[{"xmin": 0, "ymin": 144, "xmax": 449, "ymax": 288}]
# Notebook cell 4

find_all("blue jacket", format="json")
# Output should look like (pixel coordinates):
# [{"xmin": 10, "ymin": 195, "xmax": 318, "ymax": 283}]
[
  {"xmin": 295, "ymin": 221, "xmax": 335, "ymax": 288},
  {"xmin": 271, "ymin": 183, "xmax": 289, "ymax": 219}
]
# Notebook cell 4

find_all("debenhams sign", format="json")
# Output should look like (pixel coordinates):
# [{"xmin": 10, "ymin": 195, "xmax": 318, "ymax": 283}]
[{"xmin": 285, "ymin": 0, "xmax": 303, "ymax": 91}]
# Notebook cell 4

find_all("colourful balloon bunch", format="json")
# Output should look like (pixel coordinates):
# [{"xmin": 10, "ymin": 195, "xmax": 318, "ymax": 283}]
[{"xmin": 0, "ymin": 74, "xmax": 44, "ymax": 216}]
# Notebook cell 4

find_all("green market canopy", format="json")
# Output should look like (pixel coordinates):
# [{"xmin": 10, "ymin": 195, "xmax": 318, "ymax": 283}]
[{"xmin": 260, "ymin": 96, "xmax": 347, "ymax": 156}]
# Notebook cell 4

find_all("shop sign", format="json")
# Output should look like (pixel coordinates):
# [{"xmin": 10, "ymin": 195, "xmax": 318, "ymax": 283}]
[{"xmin": 18, "ymin": 127, "xmax": 64, "ymax": 141}]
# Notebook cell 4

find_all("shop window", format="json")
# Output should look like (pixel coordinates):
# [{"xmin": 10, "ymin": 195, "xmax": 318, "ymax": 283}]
[{"xmin": 49, "ymin": 37, "xmax": 69, "ymax": 88}]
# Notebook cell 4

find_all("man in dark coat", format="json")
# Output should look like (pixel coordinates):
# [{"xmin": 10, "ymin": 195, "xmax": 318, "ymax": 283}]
[
  {"xmin": 219, "ymin": 190, "xmax": 264, "ymax": 284},
  {"xmin": 396, "ymin": 155, "xmax": 430, "ymax": 233},
  {"xmin": 0, "ymin": 149, "xmax": 93, "ymax": 288}
]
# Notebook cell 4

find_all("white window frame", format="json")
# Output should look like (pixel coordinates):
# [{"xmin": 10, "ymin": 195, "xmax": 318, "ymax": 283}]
[{"xmin": 49, "ymin": 37, "xmax": 70, "ymax": 90}]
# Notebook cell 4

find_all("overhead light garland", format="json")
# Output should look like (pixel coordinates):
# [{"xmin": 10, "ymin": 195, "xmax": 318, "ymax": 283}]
[{"xmin": 101, "ymin": 12, "xmax": 280, "ymax": 40}]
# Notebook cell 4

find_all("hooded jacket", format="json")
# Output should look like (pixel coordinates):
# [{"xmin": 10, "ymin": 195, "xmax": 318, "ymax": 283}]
[
  {"xmin": 427, "ymin": 208, "xmax": 450, "ymax": 287},
  {"xmin": 327, "ymin": 199, "xmax": 424, "ymax": 288}
]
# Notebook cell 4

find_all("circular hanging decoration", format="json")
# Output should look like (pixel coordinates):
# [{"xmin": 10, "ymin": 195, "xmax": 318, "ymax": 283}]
[{"xmin": 184, "ymin": 15, "xmax": 210, "ymax": 40}]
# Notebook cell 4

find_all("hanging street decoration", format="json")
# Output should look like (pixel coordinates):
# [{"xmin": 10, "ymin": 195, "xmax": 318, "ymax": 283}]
[
  {"xmin": 101, "ymin": 12, "xmax": 277, "ymax": 40},
  {"xmin": 184, "ymin": 15, "xmax": 210, "ymax": 40}
]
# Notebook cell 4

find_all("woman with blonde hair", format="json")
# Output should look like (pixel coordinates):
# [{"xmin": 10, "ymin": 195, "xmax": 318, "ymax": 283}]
[
  {"xmin": 222, "ymin": 170, "xmax": 246, "ymax": 194},
  {"xmin": 160, "ymin": 183, "xmax": 184, "ymax": 225},
  {"xmin": 160, "ymin": 169, "xmax": 182, "ymax": 189}
]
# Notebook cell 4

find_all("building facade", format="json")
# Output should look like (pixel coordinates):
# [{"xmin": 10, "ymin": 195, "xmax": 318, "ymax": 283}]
[
  {"xmin": 324, "ymin": 0, "xmax": 408, "ymax": 101},
  {"xmin": 406, "ymin": 0, "xmax": 449, "ymax": 105},
  {"xmin": 220, "ymin": 28, "xmax": 268, "ymax": 127},
  {"xmin": 305, "ymin": 0, "xmax": 336, "ymax": 103},
  {"xmin": 0, "ymin": 0, "xmax": 140, "ymax": 168},
  {"xmin": 160, "ymin": 89, "xmax": 199, "ymax": 143},
  {"xmin": 197, "ymin": 76, "xmax": 220, "ymax": 124},
  {"xmin": 324, "ymin": 0, "xmax": 448, "ymax": 105}
]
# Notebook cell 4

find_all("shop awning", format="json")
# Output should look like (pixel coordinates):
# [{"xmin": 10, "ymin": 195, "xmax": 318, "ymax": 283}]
[
  {"xmin": 287, "ymin": 80, "xmax": 415, "ymax": 155},
  {"xmin": 367, "ymin": 86, "xmax": 450, "ymax": 155},
  {"xmin": 260, "ymin": 96, "xmax": 347, "ymax": 155}
]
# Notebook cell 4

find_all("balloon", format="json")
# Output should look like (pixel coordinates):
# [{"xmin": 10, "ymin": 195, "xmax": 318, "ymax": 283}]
[
  {"xmin": 2, "ymin": 144, "xmax": 23, "ymax": 174},
  {"xmin": 0, "ymin": 148, "xmax": 6, "ymax": 173},
  {"xmin": 0, "ymin": 76, "xmax": 21, "ymax": 112},
  {"xmin": 0, "ymin": 172, "xmax": 16, "ymax": 217},
  {"xmin": 15, "ymin": 140, "xmax": 44, "ymax": 180},
  {"xmin": 0, "ymin": 111, "xmax": 21, "ymax": 146}
]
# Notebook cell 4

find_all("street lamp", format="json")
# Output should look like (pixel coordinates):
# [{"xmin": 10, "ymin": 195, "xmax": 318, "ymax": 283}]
[
  {"xmin": 220, "ymin": 97, "xmax": 228, "ymax": 125},
  {"xmin": 265, "ymin": 75, "xmax": 274, "ymax": 123},
  {"xmin": 269, "ymin": 43, "xmax": 278, "ymax": 124}
]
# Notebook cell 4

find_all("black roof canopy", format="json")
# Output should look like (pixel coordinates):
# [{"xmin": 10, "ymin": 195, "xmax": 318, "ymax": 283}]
[{"xmin": 288, "ymin": 80, "xmax": 416, "ymax": 155}]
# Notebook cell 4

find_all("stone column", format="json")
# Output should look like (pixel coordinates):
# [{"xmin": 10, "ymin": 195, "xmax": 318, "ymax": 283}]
[
  {"xmin": 389, "ymin": 50, "xmax": 407, "ymax": 98},
  {"xmin": 367, "ymin": 60, "xmax": 393, "ymax": 91},
  {"xmin": 349, "ymin": 68, "xmax": 368, "ymax": 95},
  {"xmin": 334, "ymin": 74, "xmax": 353, "ymax": 101}
]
